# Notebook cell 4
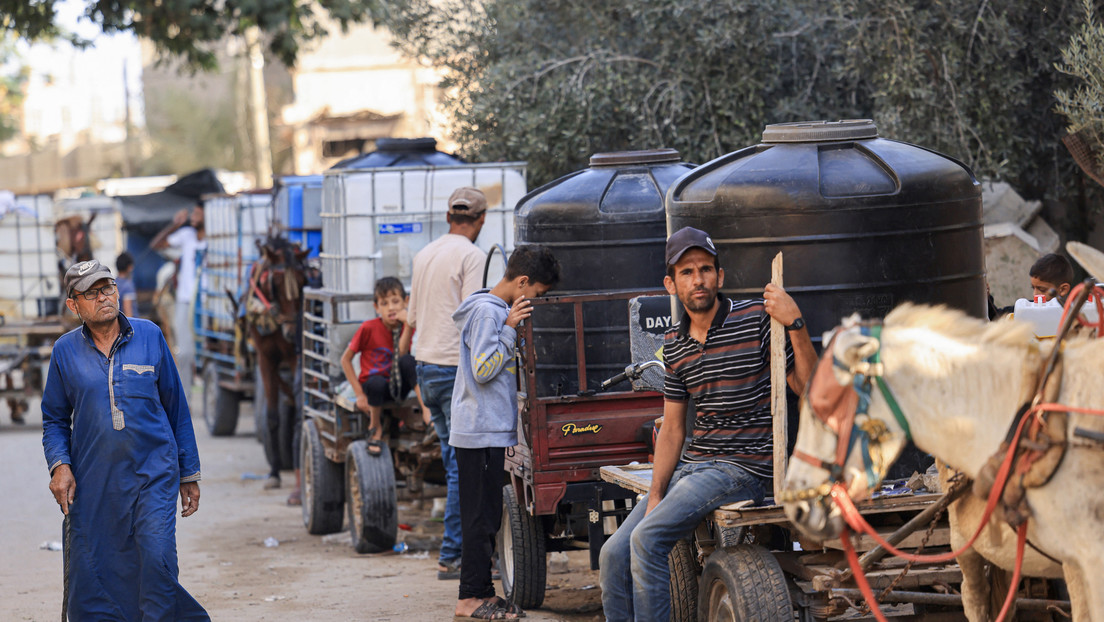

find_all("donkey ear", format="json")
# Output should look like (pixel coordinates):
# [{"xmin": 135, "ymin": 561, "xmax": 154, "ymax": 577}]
[
  {"xmin": 294, "ymin": 247, "xmax": 309, "ymax": 263},
  {"xmin": 259, "ymin": 242, "xmax": 276, "ymax": 263}
]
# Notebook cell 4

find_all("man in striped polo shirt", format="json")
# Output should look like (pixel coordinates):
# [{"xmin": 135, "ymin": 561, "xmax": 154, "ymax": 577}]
[{"xmin": 599, "ymin": 227, "xmax": 817, "ymax": 622}]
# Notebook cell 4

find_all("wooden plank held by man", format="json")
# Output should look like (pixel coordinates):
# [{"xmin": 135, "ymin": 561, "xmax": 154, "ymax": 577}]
[{"xmin": 771, "ymin": 251, "xmax": 787, "ymax": 501}]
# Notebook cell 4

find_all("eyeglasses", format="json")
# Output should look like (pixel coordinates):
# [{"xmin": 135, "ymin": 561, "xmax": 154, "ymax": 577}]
[{"xmin": 72, "ymin": 283, "xmax": 117, "ymax": 300}]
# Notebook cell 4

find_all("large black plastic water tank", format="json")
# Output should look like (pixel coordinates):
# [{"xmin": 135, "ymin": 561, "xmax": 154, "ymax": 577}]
[
  {"xmin": 331, "ymin": 137, "xmax": 464, "ymax": 169},
  {"xmin": 667, "ymin": 120, "xmax": 985, "ymax": 479},
  {"xmin": 516, "ymin": 149, "xmax": 694, "ymax": 396},
  {"xmin": 667, "ymin": 119, "xmax": 986, "ymax": 338}
]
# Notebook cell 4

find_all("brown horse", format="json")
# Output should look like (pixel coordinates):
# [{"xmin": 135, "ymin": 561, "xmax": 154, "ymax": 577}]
[{"xmin": 244, "ymin": 235, "xmax": 316, "ymax": 500}]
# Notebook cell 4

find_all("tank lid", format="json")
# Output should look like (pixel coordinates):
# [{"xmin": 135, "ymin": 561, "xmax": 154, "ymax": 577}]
[
  {"xmin": 761, "ymin": 120, "xmax": 878, "ymax": 143},
  {"xmin": 589, "ymin": 149, "xmax": 682, "ymax": 167},
  {"xmin": 375, "ymin": 137, "xmax": 439, "ymax": 152}
]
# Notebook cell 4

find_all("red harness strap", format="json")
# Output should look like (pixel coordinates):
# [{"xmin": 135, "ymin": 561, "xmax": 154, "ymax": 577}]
[
  {"xmin": 833, "ymin": 401, "xmax": 1104, "ymax": 620},
  {"xmin": 250, "ymin": 269, "xmax": 272, "ymax": 311}
]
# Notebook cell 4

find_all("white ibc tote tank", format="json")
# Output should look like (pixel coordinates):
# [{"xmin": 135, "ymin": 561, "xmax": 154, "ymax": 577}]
[
  {"xmin": 0, "ymin": 193, "xmax": 59, "ymax": 318},
  {"xmin": 321, "ymin": 163, "xmax": 527, "ymax": 321},
  {"xmin": 200, "ymin": 191, "xmax": 273, "ymax": 334}
]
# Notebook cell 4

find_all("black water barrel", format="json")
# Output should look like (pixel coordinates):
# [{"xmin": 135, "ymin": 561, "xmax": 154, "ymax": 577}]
[
  {"xmin": 667, "ymin": 119, "xmax": 985, "ymax": 479},
  {"xmin": 667, "ymin": 119, "xmax": 986, "ymax": 335},
  {"xmin": 516, "ymin": 149, "xmax": 694, "ymax": 396},
  {"xmin": 331, "ymin": 137, "xmax": 464, "ymax": 169}
]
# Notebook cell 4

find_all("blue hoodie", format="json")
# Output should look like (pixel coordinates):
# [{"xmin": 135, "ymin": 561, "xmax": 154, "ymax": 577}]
[{"xmin": 449, "ymin": 289, "xmax": 520, "ymax": 449}]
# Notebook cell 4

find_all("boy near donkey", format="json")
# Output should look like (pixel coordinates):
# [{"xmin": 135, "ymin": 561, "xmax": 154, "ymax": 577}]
[
  {"xmin": 340, "ymin": 277, "xmax": 420, "ymax": 456},
  {"xmin": 449, "ymin": 245, "xmax": 560, "ymax": 620}
]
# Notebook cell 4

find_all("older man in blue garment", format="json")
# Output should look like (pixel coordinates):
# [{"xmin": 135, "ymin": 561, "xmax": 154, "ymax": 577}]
[{"xmin": 42, "ymin": 259, "xmax": 209, "ymax": 621}]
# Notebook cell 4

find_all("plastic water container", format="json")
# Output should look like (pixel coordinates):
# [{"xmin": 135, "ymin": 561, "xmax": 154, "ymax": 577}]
[
  {"xmin": 321, "ymin": 163, "xmax": 527, "ymax": 322},
  {"xmin": 1013, "ymin": 296, "xmax": 1063, "ymax": 338}
]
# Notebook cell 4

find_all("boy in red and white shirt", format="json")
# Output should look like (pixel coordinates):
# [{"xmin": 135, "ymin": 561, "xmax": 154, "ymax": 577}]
[{"xmin": 340, "ymin": 277, "xmax": 418, "ymax": 455}]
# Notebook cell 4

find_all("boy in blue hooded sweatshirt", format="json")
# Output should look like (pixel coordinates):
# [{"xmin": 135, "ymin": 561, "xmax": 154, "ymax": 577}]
[{"xmin": 450, "ymin": 244, "xmax": 560, "ymax": 620}]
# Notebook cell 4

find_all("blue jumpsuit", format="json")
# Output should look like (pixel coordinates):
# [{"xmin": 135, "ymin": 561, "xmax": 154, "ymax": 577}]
[{"xmin": 42, "ymin": 315, "xmax": 209, "ymax": 621}]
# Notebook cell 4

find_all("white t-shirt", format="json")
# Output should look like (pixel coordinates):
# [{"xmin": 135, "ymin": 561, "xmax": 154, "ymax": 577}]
[
  {"xmin": 408, "ymin": 234, "xmax": 486, "ymax": 366},
  {"xmin": 166, "ymin": 226, "xmax": 208, "ymax": 301}
]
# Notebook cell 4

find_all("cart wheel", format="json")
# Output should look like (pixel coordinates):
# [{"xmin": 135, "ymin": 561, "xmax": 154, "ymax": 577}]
[
  {"xmin": 698, "ymin": 544, "xmax": 795, "ymax": 622},
  {"xmin": 202, "ymin": 363, "xmax": 240, "ymax": 436},
  {"xmin": 345, "ymin": 439, "xmax": 397, "ymax": 553},
  {"xmin": 669, "ymin": 538, "xmax": 700, "ymax": 622},
  {"xmin": 498, "ymin": 484, "xmax": 546, "ymax": 609},
  {"xmin": 301, "ymin": 418, "xmax": 345, "ymax": 535}
]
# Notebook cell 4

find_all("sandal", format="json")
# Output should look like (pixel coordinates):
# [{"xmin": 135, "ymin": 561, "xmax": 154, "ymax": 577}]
[
  {"xmin": 493, "ymin": 597, "xmax": 525, "ymax": 618},
  {"xmin": 438, "ymin": 558, "xmax": 461, "ymax": 580},
  {"xmin": 286, "ymin": 488, "xmax": 302, "ymax": 506},
  {"xmin": 455, "ymin": 599, "xmax": 516, "ymax": 620},
  {"xmin": 366, "ymin": 439, "xmax": 384, "ymax": 456}
]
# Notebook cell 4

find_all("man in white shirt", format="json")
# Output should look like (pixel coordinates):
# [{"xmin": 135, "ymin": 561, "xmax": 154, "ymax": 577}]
[
  {"xmin": 407, "ymin": 187, "xmax": 487, "ymax": 580},
  {"xmin": 152, "ymin": 203, "xmax": 207, "ymax": 389}
]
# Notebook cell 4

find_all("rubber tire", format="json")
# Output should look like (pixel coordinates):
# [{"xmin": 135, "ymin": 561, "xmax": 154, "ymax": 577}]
[
  {"xmin": 202, "ymin": 363, "xmax": 240, "ymax": 436},
  {"xmin": 698, "ymin": 544, "xmax": 795, "ymax": 622},
  {"xmin": 498, "ymin": 484, "xmax": 547, "ymax": 609},
  {"xmin": 301, "ymin": 418, "xmax": 345, "ymax": 535},
  {"xmin": 345, "ymin": 439, "xmax": 397, "ymax": 554},
  {"xmin": 668, "ymin": 538, "xmax": 700, "ymax": 622}
]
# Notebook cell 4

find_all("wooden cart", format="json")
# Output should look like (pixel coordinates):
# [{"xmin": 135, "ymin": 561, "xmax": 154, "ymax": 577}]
[
  {"xmin": 299, "ymin": 288, "xmax": 442, "ymax": 553},
  {"xmin": 601, "ymin": 463, "xmax": 1070, "ymax": 621}
]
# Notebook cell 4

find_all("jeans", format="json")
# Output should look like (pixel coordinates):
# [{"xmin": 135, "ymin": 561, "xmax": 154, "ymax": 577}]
[
  {"xmin": 598, "ymin": 460, "xmax": 765, "ymax": 622},
  {"xmin": 456, "ymin": 446, "xmax": 505, "ymax": 600},
  {"xmin": 417, "ymin": 362, "xmax": 462, "ymax": 564}
]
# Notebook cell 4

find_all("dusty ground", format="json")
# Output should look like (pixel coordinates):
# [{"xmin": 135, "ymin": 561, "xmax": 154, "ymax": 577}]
[{"xmin": 0, "ymin": 389, "xmax": 604, "ymax": 621}]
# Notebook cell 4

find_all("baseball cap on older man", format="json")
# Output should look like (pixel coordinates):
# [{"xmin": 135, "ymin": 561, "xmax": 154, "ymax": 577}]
[
  {"xmin": 665, "ymin": 227, "xmax": 718, "ymax": 267},
  {"xmin": 64, "ymin": 259, "xmax": 115, "ymax": 297},
  {"xmin": 447, "ymin": 187, "xmax": 488, "ymax": 217}
]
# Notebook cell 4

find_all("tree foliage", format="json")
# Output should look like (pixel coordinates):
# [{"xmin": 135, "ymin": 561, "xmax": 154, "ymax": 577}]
[
  {"xmin": 0, "ymin": 36, "xmax": 27, "ymax": 142},
  {"xmin": 0, "ymin": 0, "xmax": 384, "ymax": 69},
  {"xmin": 1056, "ymin": 0, "xmax": 1104, "ymax": 177},
  {"xmin": 381, "ymin": 0, "xmax": 1091, "ymax": 208}
]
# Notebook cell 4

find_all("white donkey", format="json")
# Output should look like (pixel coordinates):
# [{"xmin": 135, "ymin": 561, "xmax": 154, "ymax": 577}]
[{"xmin": 781, "ymin": 303, "xmax": 1104, "ymax": 622}]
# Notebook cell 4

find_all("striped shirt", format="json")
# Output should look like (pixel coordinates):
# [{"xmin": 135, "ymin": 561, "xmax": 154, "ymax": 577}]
[{"xmin": 663, "ymin": 296, "xmax": 794, "ymax": 480}]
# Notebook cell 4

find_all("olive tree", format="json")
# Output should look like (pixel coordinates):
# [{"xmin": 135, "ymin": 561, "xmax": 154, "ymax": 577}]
[{"xmin": 381, "ymin": 0, "xmax": 1092, "ymax": 217}]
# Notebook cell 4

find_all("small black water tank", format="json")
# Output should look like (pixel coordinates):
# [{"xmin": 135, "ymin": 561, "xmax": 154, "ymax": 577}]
[
  {"xmin": 667, "ymin": 120, "xmax": 985, "ymax": 479},
  {"xmin": 667, "ymin": 119, "xmax": 987, "ymax": 336},
  {"xmin": 331, "ymin": 137, "xmax": 464, "ymax": 169},
  {"xmin": 516, "ymin": 149, "xmax": 694, "ymax": 396}
]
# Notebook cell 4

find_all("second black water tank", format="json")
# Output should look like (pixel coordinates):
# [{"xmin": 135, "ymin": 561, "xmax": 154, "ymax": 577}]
[
  {"xmin": 516, "ymin": 149, "xmax": 694, "ymax": 396},
  {"xmin": 666, "ymin": 119, "xmax": 987, "ymax": 341}
]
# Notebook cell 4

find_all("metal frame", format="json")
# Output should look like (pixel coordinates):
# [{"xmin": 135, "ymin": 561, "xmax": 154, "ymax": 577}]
[{"xmin": 505, "ymin": 287, "xmax": 666, "ymax": 570}]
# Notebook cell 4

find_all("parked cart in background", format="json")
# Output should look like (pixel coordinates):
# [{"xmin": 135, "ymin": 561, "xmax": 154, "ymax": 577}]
[
  {"xmin": 298, "ymin": 156, "xmax": 527, "ymax": 552},
  {"xmin": 0, "ymin": 193, "xmax": 68, "ymax": 419},
  {"xmin": 195, "ymin": 190, "xmax": 272, "ymax": 435}
]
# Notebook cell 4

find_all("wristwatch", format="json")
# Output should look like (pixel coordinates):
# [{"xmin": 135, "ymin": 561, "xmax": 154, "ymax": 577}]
[{"xmin": 784, "ymin": 317, "xmax": 806, "ymax": 331}]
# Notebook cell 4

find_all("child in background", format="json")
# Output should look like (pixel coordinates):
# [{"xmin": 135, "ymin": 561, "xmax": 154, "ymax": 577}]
[
  {"xmin": 340, "ymin": 277, "xmax": 417, "ymax": 456},
  {"xmin": 449, "ymin": 245, "xmax": 560, "ymax": 620},
  {"xmin": 1030, "ymin": 253, "xmax": 1075, "ymax": 304},
  {"xmin": 116, "ymin": 252, "xmax": 138, "ymax": 317}
]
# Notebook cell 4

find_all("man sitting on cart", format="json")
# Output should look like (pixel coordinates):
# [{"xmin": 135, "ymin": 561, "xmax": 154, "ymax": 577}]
[{"xmin": 599, "ymin": 227, "xmax": 817, "ymax": 622}]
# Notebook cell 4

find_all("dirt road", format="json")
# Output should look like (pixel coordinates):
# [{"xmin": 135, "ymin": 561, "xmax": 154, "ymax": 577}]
[{"xmin": 0, "ymin": 391, "xmax": 604, "ymax": 621}]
